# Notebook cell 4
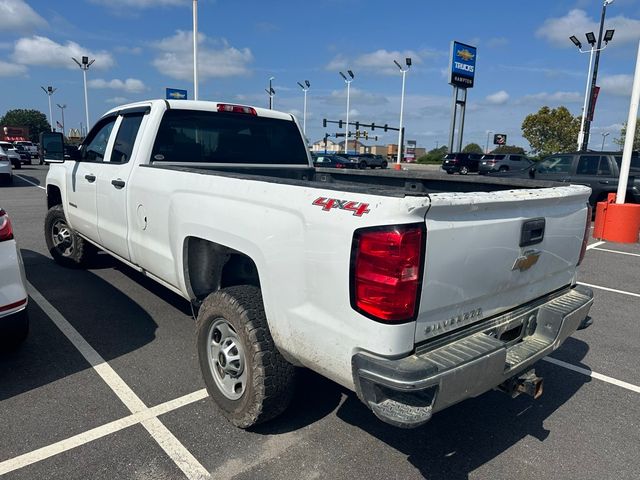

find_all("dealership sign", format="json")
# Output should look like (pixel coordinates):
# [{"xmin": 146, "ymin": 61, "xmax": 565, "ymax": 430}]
[{"xmin": 449, "ymin": 41, "xmax": 476, "ymax": 89}]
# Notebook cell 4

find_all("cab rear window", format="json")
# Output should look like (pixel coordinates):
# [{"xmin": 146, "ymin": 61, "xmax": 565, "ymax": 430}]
[{"xmin": 151, "ymin": 109, "xmax": 308, "ymax": 165}]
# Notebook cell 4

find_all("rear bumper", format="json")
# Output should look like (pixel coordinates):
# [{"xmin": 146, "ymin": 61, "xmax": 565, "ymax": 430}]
[{"xmin": 352, "ymin": 285, "xmax": 593, "ymax": 428}]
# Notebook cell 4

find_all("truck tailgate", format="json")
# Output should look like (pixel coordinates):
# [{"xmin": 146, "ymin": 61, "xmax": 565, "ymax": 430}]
[{"xmin": 415, "ymin": 185, "xmax": 590, "ymax": 344}]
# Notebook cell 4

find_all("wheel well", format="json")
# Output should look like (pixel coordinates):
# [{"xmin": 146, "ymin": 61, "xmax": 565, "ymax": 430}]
[
  {"xmin": 47, "ymin": 185, "xmax": 62, "ymax": 209},
  {"xmin": 184, "ymin": 237, "xmax": 260, "ymax": 304}
]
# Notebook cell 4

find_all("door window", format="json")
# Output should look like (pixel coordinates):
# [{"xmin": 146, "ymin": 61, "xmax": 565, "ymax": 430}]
[
  {"xmin": 83, "ymin": 118, "xmax": 116, "ymax": 162},
  {"xmin": 537, "ymin": 155, "xmax": 573, "ymax": 174},
  {"xmin": 110, "ymin": 114, "xmax": 144, "ymax": 164}
]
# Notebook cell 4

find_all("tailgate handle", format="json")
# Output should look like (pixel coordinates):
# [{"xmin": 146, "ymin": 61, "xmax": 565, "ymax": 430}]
[{"xmin": 520, "ymin": 218, "xmax": 545, "ymax": 247}]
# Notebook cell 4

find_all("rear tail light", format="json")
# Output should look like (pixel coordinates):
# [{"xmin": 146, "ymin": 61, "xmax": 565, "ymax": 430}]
[
  {"xmin": 217, "ymin": 104, "xmax": 257, "ymax": 115},
  {"xmin": 336, "ymin": 163, "xmax": 345, "ymax": 168},
  {"xmin": 0, "ymin": 209, "xmax": 14, "ymax": 242},
  {"xmin": 351, "ymin": 224, "xmax": 425, "ymax": 322},
  {"xmin": 577, "ymin": 204, "xmax": 592, "ymax": 266}
]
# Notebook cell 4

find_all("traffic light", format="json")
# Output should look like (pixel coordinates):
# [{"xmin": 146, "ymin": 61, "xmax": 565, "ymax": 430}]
[
  {"xmin": 363, "ymin": 131, "xmax": 369, "ymax": 140},
  {"xmin": 371, "ymin": 123, "xmax": 376, "ymax": 130},
  {"xmin": 355, "ymin": 121, "xmax": 359, "ymax": 130},
  {"xmin": 338, "ymin": 120, "xmax": 343, "ymax": 128},
  {"xmin": 384, "ymin": 124, "xmax": 388, "ymax": 132},
  {"xmin": 355, "ymin": 131, "xmax": 360, "ymax": 139},
  {"xmin": 323, "ymin": 119, "xmax": 327, "ymax": 128}
]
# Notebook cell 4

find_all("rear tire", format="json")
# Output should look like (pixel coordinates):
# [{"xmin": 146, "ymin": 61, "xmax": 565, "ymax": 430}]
[
  {"xmin": 460, "ymin": 166, "xmax": 469, "ymax": 175},
  {"xmin": 359, "ymin": 161, "xmax": 367, "ymax": 170},
  {"xmin": 381, "ymin": 161, "xmax": 388, "ymax": 169},
  {"xmin": 499, "ymin": 166, "xmax": 508, "ymax": 172},
  {"xmin": 44, "ymin": 205, "xmax": 95, "ymax": 268},
  {"xmin": 196, "ymin": 285, "xmax": 295, "ymax": 428}
]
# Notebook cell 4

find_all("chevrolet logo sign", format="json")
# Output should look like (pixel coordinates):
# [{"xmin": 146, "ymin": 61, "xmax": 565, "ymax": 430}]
[
  {"xmin": 457, "ymin": 49, "xmax": 475, "ymax": 62},
  {"xmin": 512, "ymin": 250, "xmax": 541, "ymax": 272}
]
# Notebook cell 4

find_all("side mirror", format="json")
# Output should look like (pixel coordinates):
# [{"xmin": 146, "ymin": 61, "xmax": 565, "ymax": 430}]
[{"xmin": 39, "ymin": 132, "xmax": 65, "ymax": 163}]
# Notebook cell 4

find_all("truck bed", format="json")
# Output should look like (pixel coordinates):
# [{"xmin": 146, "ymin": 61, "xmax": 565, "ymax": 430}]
[{"xmin": 143, "ymin": 164, "xmax": 563, "ymax": 198}]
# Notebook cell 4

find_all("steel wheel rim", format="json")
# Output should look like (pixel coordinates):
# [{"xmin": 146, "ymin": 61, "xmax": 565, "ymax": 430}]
[
  {"xmin": 207, "ymin": 318, "xmax": 247, "ymax": 400},
  {"xmin": 51, "ymin": 219, "xmax": 75, "ymax": 257}
]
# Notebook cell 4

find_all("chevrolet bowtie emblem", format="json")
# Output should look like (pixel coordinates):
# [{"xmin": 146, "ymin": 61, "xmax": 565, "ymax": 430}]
[{"xmin": 512, "ymin": 250, "xmax": 541, "ymax": 272}]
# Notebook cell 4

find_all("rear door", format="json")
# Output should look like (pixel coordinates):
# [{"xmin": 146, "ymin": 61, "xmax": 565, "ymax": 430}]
[
  {"xmin": 95, "ymin": 110, "xmax": 147, "ymax": 260},
  {"xmin": 533, "ymin": 154, "xmax": 574, "ymax": 182},
  {"xmin": 415, "ymin": 185, "xmax": 590, "ymax": 343}
]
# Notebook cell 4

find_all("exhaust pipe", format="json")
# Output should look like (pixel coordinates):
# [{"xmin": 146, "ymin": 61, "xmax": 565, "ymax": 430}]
[{"xmin": 497, "ymin": 369, "xmax": 544, "ymax": 399}]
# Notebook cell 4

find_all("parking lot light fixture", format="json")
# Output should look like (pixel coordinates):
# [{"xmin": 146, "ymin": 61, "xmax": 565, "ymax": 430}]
[
  {"xmin": 72, "ymin": 56, "xmax": 95, "ymax": 134},
  {"xmin": 604, "ymin": 29, "xmax": 615, "ymax": 44},
  {"xmin": 601, "ymin": 131, "xmax": 610, "ymax": 151},
  {"xmin": 266, "ymin": 76, "xmax": 275, "ymax": 109},
  {"xmin": 297, "ymin": 81, "xmax": 311, "ymax": 135},
  {"xmin": 586, "ymin": 32, "xmax": 597, "ymax": 46},
  {"xmin": 339, "ymin": 71, "xmax": 355, "ymax": 153},
  {"xmin": 40, "ymin": 86, "xmax": 57, "ymax": 132},
  {"xmin": 570, "ymin": 36, "xmax": 582, "ymax": 49},
  {"xmin": 394, "ymin": 58, "xmax": 411, "ymax": 165}
]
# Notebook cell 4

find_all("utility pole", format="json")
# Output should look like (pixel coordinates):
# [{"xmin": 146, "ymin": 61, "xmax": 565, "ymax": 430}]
[
  {"xmin": 297, "ymin": 80, "xmax": 311, "ymax": 135},
  {"xmin": 339, "ymin": 70, "xmax": 355, "ymax": 153},
  {"xmin": 266, "ymin": 76, "xmax": 275, "ymax": 109},
  {"xmin": 57, "ymin": 103, "xmax": 67, "ymax": 136},
  {"xmin": 72, "ymin": 56, "xmax": 95, "ymax": 132},
  {"xmin": 40, "ymin": 86, "xmax": 57, "ymax": 132},
  {"xmin": 193, "ymin": 0, "xmax": 199, "ymax": 100},
  {"xmin": 394, "ymin": 58, "xmax": 411, "ymax": 166}
]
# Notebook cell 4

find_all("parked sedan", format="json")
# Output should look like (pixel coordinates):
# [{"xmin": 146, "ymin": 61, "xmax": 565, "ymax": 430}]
[
  {"xmin": 0, "ymin": 148, "xmax": 13, "ymax": 184},
  {"xmin": 0, "ymin": 142, "xmax": 22, "ymax": 170},
  {"xmin": 312, "ymin": 154, "xmax": 359, "ymax": 169},
  {"xmin": 0, "ymin": 208, "xmax": 29, "ymax": 347},
  {"xmin": 13, "ymin": 144, "xmax": 32, "ymax": 165}
]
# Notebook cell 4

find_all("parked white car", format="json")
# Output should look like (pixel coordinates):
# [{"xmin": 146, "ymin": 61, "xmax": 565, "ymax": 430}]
[
  {"xmin": 0, "ymin": 208, "xmax": 29, "ymax": 347},
  {"xmin": 0, "ymin": 147, "xmax": 13, "ymax": 184},
  {"xmin": 0, "ymin": 142, "xmax": 22, "ymax": 170}
]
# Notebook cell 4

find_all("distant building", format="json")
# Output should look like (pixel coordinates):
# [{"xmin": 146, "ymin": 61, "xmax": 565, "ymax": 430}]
[{"xmin": 310, "ymin": 138, "xmax": 340, "ymax": 153}]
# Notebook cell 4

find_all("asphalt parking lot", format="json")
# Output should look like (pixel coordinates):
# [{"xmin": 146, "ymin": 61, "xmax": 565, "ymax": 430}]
[{"xmin": 1, "ymin": 165, "xmax": 639, "ymax": 480}]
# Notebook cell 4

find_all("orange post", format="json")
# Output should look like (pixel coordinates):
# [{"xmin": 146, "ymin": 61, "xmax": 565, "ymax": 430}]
[{"xmin": 593, "ymin": 193, "xmax": 640, "ymax": 243}]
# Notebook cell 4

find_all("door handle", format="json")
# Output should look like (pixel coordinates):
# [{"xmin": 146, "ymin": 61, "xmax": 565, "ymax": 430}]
[
  {"xmin": 599, "ymin": 180, "xmax": 609, "ymax": 184},
  {"xmin": 111, "ymin": 179, "xmax": 125, "ymax": 189},
  {"xmin": 84, "ymin": 174, "xmax": 96, "ymax": 183}
]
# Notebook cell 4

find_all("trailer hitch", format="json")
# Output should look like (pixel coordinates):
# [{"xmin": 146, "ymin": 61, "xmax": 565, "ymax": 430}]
[{"xmin": 497, "ymin": 369, "xmax": 544, "ymax": 399}]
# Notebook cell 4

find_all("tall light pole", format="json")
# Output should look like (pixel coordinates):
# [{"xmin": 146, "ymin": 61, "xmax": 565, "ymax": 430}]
[
  {"xmin": 193, "ymin": 0, "xmax": 199, "ymax": 100},
  {"xmin": 72, "ymin": 56, "xmax": 95, "ymax": 133},
  {"xmin": 40, "ymin": 86, "xmax": 57, "ymax": 132},
  {"xmin": 266, "ymin": 76, "xmax": 275, "ymax": 109},
  {"xmin": 297, "ymin": 80, "xmax": 311, "ymax": 136},
  {"xmin": 485, "ymin": 130, "xmax": 493, "ymax": 154},
  {"xmin": 600, "ymin": 131, "xmax": 610, "ymax": 151},
  {"xmin": 56, "ymin": 103, "xmax": 67, "ymax": 136},
  {"xmin": 570, "ymin": 28, "xmax": 614, "ymax": 150},
  {"xmin": 394, "ymin": 58, "xmax": 411, "ymax": 165},
  {"xmin": 339, "ymin": 70, "xmax": 354, "ymax": 154},
  {"xmin": 582, "ymin": 0, "xmax": 615, "ymax": 151}
]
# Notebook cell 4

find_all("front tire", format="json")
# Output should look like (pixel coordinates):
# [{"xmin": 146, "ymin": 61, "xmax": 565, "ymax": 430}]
[
  {"xmin": 381, "ymin": 161, "xmax": 388, "ymax": 169},
  {"xmin": 44, "ymin": 205, "xmax": 94, "ymax": 268},
  {"xmin": 460, "ymin": 166, "xmax": 469, "ymax": 175},
  {"xmin": 196, "ymin": 286, "xmax": 295, "ymax": 428}
]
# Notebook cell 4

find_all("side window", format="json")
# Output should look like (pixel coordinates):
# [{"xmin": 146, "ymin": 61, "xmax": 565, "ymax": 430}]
[
  {"xmin": 83, "ymin": 118, "xmax": 116, "ymax": 162},
  {"xmin": 110, "ymin": 114, "xmax": 144, "ymax": 164},
  {"xmin": 511, "ymin": 155, "xmax": 521, "ymax": 161},
  {"xmin": 538, "ymin": 155, "xmax": 573, "ymax": 173},
  {"xmin": 577, "ymin": 155, "xmax": 599, "ymax": 175},
  {"xmin": 598, "ymin": 156, "xmax": 612, "ymax": 176}
]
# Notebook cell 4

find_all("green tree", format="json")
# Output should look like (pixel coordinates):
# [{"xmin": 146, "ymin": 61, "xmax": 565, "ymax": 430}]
[
  {"xmin": 0, "ymin": 109, "xmax": 51, "ymax": 143},
  {"xmin": 417, "ymin": 145, "xmax": 448, "ymax": 164},
  {"xmin": 491, "ymin": 145, "xmax": 526, "ymax": 154},
  {"xmin": 613, "ymin": 120, "xmax": 640, "ymax": 151},
  {"xmin": 462, "ymin": 142, "xmax": 483, "ymax": 154},
  {"xmin": 521, "ymin": 106, "xmax": 580, "ymax": 157}
]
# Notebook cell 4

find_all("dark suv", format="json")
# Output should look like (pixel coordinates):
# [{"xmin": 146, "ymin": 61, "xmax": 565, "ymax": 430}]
[
  {"xmin": 441, "ymin": 153, "xmax": 482, "ymax": 174},
  {"xmin": 478, "ymin": 153, "xmax": 532, "ymax": 174},
  {"xmin": 504, "ymin": 151, "xmax": 640, "ymax": 207},
  {"xmin": 347, "ymin": 153, "xmax": 388, "ymax": 169}
]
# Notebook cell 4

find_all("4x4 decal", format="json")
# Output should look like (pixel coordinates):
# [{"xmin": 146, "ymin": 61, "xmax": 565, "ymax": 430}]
[{"xmin": 312, "ymin": 197, "xmax": 370, "ymax": 217}]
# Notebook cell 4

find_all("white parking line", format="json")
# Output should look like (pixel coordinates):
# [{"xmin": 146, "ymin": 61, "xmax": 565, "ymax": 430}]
[
  {"xmin": 544, "ymin": 357, "xmax": 640, "ymax": 394},
  {"xmin": 577, "ymin": 281, "xmax": 640, "ymax": 299},
  {"xmin": 591, "ymin": 247, "xmax": 640, "ymax": 258},
  {"xmin": 25, "ymin": 283, "xmax": 211, "ymax": 480},
  {"xmin": 0, "ymin": 389, "xmax": 208, "ymax": 476},
  {"xmin": 15, "ymin": 175, "xmax": 46, "ymax": 190},
  {"xmin": 586, "ymin": 240, "xmax": 605, "ymax": 250}
]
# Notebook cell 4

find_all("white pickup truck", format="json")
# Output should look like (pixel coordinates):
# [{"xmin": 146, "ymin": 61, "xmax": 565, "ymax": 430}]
[{"xmin": 41, "ymin": 100, "xmax": 594, "ymax": 428}]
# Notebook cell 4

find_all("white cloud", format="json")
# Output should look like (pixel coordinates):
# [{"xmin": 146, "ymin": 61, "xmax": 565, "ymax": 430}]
[
  {"xmin": 325, "ymin": 49, "xmax": 440, "ymax": 75},
  {"xmin": 12, "ymin": 36, "xmax": 114, "ymax": 70},
  {"xmin": 325, "ymin": 54, "xmax": 347, "ymax": 71},
  {"xmin": 520, "ymin": 91, "xmax": 582, "ymax": 103},
  {"xmin": 90, "ymin": 0, "xmax": 185, "ymax": 7},
  {"xmin": 537, "ymin": 9, "xmax": 640, "ymax": 46},
  {"xmin": 106, "ymin": 96, "xmax": 128, "ymax": 105},
  {"xmin": 0, "ymin": 0, "xmax": 47, "ymax": 32},
  {"xmin": 487, "ymin": 37, "xmax": 509, "ymax": 48},
  {"xmin": 89, "ymin": 78, "xmax": 146, "ymax": 93},
  {"xmin": 152, "ymin": 30, "xmax": 252, "ymax": 80},
  {"xmin": 322, "ymin": 87, "xmax": 389, "ymax": 106},
  {"xmin": 486, "ymin": 90, "xmax": 509, "ymax": 105},
  {"xmin": 600, "ymin": 74, "xmax": 633, "ymax": 96},
  {"xmin": 114, "ymin": 46, "xmax": 143, "ymax": 55},
  {"xmin": 0, "ymin": 59, "xmax": 27, "ymax": 76}
]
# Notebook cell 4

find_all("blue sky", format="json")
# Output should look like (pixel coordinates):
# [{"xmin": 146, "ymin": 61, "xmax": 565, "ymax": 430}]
[{"xmin": 1, "ymin": 0, "xmax": 640, "ymax": 151}]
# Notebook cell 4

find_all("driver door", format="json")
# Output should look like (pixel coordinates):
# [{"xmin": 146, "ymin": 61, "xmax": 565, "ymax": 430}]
[{"xmin": 65, "ymin": 116, "xmax": 117, "ymax": 242}]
